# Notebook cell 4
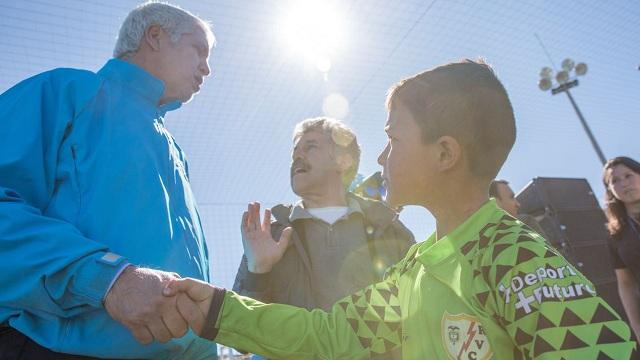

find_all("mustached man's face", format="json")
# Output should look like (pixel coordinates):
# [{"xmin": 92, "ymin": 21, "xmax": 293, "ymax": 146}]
[
  {"xmin": 378, "ymin": 102, "xmax": 438, "ymax": 208},
  {"xmin": 290, "ymin": 130, "xmax": 343, "ymax": 197}
]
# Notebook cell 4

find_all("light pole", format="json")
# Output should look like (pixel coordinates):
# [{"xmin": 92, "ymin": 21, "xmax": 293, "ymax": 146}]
[{"xmin": 538, "ymin": 59, "xmax": 607, "ymax": 165}]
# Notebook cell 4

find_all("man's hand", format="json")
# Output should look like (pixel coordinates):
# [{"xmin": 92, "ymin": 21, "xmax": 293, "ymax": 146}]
[
  {"xmin": 163, "ymin": 278, "xmax": 215, "ymax": 336},
  {"xmin": 241, "ymin": 202, "xmax": 292, "ymax": 274},
  {"xmin": 104, "ymin": 266, "xmax": 188, "ymax": 344}
]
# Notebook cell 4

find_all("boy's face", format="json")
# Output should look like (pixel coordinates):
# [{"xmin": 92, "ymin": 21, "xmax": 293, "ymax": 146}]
[{"xmin": 378, "ymin": 101, "xmax": 437, "ymax": 208}]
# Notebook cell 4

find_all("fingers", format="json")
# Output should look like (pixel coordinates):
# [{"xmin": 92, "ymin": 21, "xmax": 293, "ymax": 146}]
[
  {"xmin": 247, "ymin": 202, "xmax": 261, "ymax": 231},
  {"xmin": 176, "ymin": 293, "xmax": 206, "ymax": 335},
  {"xmin": 164, "ymin": 278, "xmax": 212, "ymax": 302},
  {"xmin": 147, "ymin": 317, "xmax": 172, "ymax": 343},
  {"xmin": 129, "ymin": 324, "xmax": 154, "ymax": 345},
  {"xmin": 162, "ymin": 303, "xmax": 189, "ymax": 338},
  {"xmin": 262, "ymin": 208, "xmax": 271, "ymax": 232},
  {"xmin": 240, "ymin": 211, "xmax": 249, "ymax": 236}
]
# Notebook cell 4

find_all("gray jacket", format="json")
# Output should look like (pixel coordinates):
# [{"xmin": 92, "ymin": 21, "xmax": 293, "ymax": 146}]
[{"xmin": 233, "ymin": 193, "xmax": 415, "ymax": 311}]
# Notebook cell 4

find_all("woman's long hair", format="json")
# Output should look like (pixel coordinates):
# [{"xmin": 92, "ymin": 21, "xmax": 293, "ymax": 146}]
[{"xmin": 603, "ymin": 156, "xmax": 640, "ymax": 236}]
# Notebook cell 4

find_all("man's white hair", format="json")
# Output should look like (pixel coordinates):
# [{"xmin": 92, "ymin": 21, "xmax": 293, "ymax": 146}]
[{"xmin": 113, "ymin": 1, "xmax": 215, "ymax": 59}]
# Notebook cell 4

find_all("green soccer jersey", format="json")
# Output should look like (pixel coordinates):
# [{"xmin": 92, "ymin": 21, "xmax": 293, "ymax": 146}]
[{"xmin": 211, "ymin": 200, "xmax": 635, "ymax": 359}]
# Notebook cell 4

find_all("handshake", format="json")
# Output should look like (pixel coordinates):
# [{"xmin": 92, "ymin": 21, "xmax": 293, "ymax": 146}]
[
  {"xmin": 104, "ymin": 266, "xmax": 218, "ymax": 344},
  {"xmin": 104, "ymin": 203, "xmax": 283, "ymax": 344}
]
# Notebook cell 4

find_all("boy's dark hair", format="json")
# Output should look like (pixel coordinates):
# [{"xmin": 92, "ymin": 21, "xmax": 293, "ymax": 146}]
[
  {"xmin": 489, "ymin": 179, "xmax": 509, "ymax": 199},
  {"xmin": 386, "ymin": 59, "xmax": 516, "ymax": 180}
]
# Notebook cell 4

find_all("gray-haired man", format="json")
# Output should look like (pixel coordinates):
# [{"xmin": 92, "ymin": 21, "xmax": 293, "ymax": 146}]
[
  {"xmin": 0, "ymin": 2, "xmax": 216, "ymax": 359},
  {"xmin": 233, "ymin": 117, "xmax": 414, "ymax": 359}
]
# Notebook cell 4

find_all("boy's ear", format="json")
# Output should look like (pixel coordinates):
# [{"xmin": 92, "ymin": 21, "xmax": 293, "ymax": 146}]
[{"xmin": 435, "ymin": 135, "xmax": 462, "ymax": 172}]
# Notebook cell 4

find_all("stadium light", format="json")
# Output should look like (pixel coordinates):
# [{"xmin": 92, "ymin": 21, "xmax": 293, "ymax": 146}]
[{"xmin": 538, "ymin": 59, "xmax": 606, "ymax": 165}]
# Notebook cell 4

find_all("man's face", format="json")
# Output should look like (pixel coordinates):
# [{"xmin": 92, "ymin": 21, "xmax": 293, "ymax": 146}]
[
  {"xmin": 156, "ymin": 25, "xmax": 211, "ymax": 104},
  {"xmin": 377, "ymin": 102, "xmax": 437, "ymax": 208},
  {"xmin": 495, "ymin": 182, "xmax": 520, "ymax": 216},
  {"xmin": 608, "ymin": 164, "xmax": 640, "ymax": 205},
  {"xmin": 291, "ymin": 130, "xmax": 343, "ymax": 197}
]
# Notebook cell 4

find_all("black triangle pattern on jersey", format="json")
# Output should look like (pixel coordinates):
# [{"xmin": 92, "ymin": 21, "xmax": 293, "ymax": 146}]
[
  {"xmin": 536, "ymin": 313, "xmax": 556, "ymax": 331},
  {"xmin": 514, "ymin": 327, "xmax": 534, "ymax": 345},
  {"xmin": 560, "ymin": 330, "xmax": 588, "ymax": 350},
  {"xmin": 494, "ymin": 265, "xmax": 512, "ymax": 284},
  {"xmin": 590, "ymin": 303, "xmax": 620, "ymax": 323},
  {"xmin": 475, "ymin": 291, "xmax": 490, "ymax": 307},
  {"xmin": 533, "ymin": 335, "xmax": 556, "ymax": 356},
  {"xmin": 347, "ymin": 318, "xmax": 359, "ymax": 333},
  {"xmin": 372, "ymin": 305, "xmax": 386, "ymax": 319},
  {"xmin": 390, "ymin": 284, "xmax": 399, "ymax": 297},
  {"xmin": 351, "ymin": 293, "xmax": 360, "ymax": 305},
  {"xmin": 597, "ymin": 351, "xmax": 615, "ymax": 360},
  {"xmin": 473, "ymin": 269, "xmax": 482, "ymax": 278},
  {"xmin": 516, "ymin": 247, "xmax": 539, "ymax": 264},
  {"xmin": 382, "ymin": 338, "xmax": 396, "ymax": 352},
  {"xmin": 460, "ymin": 240, "xmax": 478, "ymax": 256},
  {"xmin": 364, "ymin": 319, "xmax": 379, "ymax": 334},
  {"xmin": 478, "ymin": 234, "xmax": 491, "ymax": 249},
  {"xmin": 355, "ymin": 304, "xmax": 368, "ymax": 319},
  {"xmin": 492, "ymin": 243, "xmax": 511, "ymax": 261},
  {"xmin": 481, "ymin": 265, "xmax": 492, "ymax": 284},
  {"xmin": 387, "ymin": 321, "xmax": 401, "ymax": 333},
  {"xmin": 496, "ymin": 221, "xmax": 511, "ymax": 232},
  {"xmin": 493, "ymin": 230, "xmax": 510, "ymax": 243},
  {"xmin": 514, "ymin": 302, "xmax": 538, "ymax": 321},
  {"xmin": 338, "ymin": 301, "xmax": 349, "ymax": 312},
  {"xmin": 378, "ymin": 289, "xmax": 392, "ymax": 304},
  {"xmin": 364, "ymin": 288, "xmax": 373, "ymax": 303},
  {"xmin": 358, "ymin": 336, "xmax": 372, "ymax": 349},
  {"xmin": 513, "ymin": 347, "xmax": 524, "ymax": 360},
  {"xmin": 391, "ymin": 306, "xmax": 401, "ymax": 317},
  {"xmin": 543, "ymin": 249, "xmax": 556, "ymax": 258},
  {"xmin": 597, "ymin": 324, "xmax": 625, "ymax": 344},
  {"xmin": 515, "ymin": 234, "xmax": 536, "ymax": 244},
  {"xmin": 560, "ymin": 308, "xmax": 586, "ymax": 327},
  {"xmin": 479, "ymin": 222, "xmax": 498, "ymax": 236}
]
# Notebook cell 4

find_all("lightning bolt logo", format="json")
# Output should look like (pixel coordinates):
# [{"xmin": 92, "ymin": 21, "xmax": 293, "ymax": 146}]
[{"xmin": 457, "ymin": 321, "xmax": 477, "ymax": 360}]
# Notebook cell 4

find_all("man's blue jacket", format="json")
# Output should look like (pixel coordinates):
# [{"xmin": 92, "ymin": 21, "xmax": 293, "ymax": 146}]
[{"xmin": 0, "ymin": 59, "xmax": 215, "ymax": 359}]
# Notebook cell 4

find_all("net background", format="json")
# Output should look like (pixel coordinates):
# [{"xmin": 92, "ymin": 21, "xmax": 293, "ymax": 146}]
[{"xmin": 1, "ymin": 0, "xmax": 639, "ymax": 289}]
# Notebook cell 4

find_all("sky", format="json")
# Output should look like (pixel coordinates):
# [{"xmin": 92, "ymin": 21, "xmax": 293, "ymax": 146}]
[{"xmin": 1, "ymin": 0, "xmax": 639, "ymax": 288}]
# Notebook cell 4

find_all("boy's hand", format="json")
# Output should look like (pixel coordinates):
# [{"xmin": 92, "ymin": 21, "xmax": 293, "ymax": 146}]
[
  {"xmin": 163, "ymin": 278, "xmax": 214, "ymax": 335},
  {"xmin": 241, "ymin": 202, "xmax": 292, "ymax": 274}
]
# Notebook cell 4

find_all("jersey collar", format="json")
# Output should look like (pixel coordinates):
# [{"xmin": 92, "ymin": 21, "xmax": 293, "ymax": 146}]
[{"xmin": 416, "ymin": 199, "xmax": 503, "ymax": 267}]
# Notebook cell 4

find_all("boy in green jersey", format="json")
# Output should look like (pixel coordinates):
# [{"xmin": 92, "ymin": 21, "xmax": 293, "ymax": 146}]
[{"xmin": 165, "ymin": 59, "xmax": 636, "ymax": 359}]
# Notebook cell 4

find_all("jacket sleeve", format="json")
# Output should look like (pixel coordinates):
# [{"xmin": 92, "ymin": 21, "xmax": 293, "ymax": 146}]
[
  {"xmin": 232, "ymin": 255, "xmax": 271, "ymax": 302},
  {"xmin": 211, "ymin": 258, "xmax": 407, "ymax": 360},
  {"xmin": 390, "ymin": 217, "xmax": 416, "ymax": 258},
  {"xmin": 0, "ymin": 71, "xmax": 128, "ymax": 318},
  {"xmin": 486, "ymin": 230, "xmax": 636, "ymax": 359}
]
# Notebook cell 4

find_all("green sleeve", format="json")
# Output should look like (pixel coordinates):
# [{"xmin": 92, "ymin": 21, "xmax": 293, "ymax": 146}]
[
  {"xmin": 213, "ymin": 262, "xmax": 405, "ymax": 359},
  {"xmin": 487, "ymin": 231, "xmax": 636, "ymax": 359}
]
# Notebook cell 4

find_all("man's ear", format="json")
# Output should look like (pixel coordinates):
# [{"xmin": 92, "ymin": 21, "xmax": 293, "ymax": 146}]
[
  {"xmin": 143, "ymin": 25, "xmax": 164, "ymax": 51},
  {"xmin": 435, "ymin": 135, "xmax": 462, "ymax": 172}
]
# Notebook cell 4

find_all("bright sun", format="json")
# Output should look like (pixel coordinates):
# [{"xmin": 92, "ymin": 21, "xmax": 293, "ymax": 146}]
[{"xmin": 279, "ymin": 0, "xmax": 347, "ymax": 72}]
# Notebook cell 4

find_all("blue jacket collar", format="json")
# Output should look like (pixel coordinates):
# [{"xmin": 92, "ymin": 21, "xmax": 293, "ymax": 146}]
[{"xmin": 98, "ymin": 58, "xmax": 182, "ymax": 115}]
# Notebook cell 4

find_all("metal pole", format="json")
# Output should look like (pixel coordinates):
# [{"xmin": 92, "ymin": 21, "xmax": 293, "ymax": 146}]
[{"xmin": 564, "ymin": 89, "xmax": 607, "ymax": 165}]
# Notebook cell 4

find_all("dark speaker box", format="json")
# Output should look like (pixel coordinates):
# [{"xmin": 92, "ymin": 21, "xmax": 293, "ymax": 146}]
[
  {"xmin": 516, "ymin": 177, "xmax": 626, "ymax": 319},
  {"xmin": 517, "ymin": 177, "xmax": 601, "ymax": 214}
]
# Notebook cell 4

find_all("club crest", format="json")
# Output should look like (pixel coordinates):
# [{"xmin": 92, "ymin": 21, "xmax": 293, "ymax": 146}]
[{"xmin": 441, "ymin": 312, "xmax": 492, "ymax": 360}]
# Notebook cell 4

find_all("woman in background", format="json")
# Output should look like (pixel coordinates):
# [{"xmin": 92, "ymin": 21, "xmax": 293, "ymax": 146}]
[{"xmin": 604, "ymin": 156, "xmax": 640, "ymax": 343}]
